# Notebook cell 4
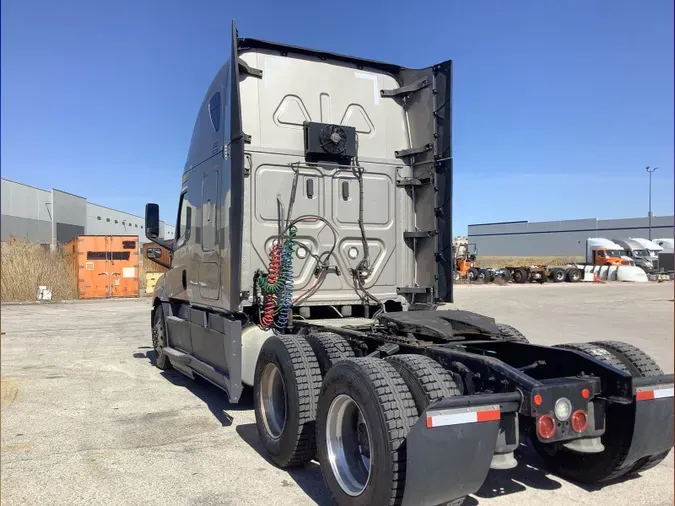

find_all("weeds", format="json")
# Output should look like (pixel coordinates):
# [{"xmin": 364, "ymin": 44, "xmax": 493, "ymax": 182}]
[{"xmin": 1, "ymin": 238, "xmax": 76, "ymax": 302}]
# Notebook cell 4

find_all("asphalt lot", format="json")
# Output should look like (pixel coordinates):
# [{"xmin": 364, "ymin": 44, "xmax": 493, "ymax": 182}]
[{"xmin": 1, "ymin": 282, "xmax": 674, "ymax": 506}]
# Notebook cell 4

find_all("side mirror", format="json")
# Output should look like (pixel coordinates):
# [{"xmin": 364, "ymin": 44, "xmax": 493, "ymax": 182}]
[
  {"xmin": 145, "ymin": 203, "xmax": 160, "ymax": 239},
  {"xmin": 146, "ymin": 247, "xmax": 162, "ymax": 259}
]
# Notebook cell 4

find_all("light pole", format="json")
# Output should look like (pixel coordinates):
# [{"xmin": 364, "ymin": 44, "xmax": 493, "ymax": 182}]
[{"xmin": 646, "ymin": 166, "xmax": 658, "ymax": 240}]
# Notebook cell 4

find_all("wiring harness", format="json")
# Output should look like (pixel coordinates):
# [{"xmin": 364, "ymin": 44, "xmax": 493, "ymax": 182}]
[{"xmin": 256, "ymin": 156, "xmax": 386, "ymax": 331}]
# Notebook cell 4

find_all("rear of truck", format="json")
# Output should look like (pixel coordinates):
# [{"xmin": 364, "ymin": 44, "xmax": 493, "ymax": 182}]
[
  {"xmin": 231, "ymin": 33, "xmax": 672, "ymax": 505},
  {"xmin": 145, "ymin": 22, "xmax": 673, "ymax": 506},
  {"xmin": 233, "ymin": 36, "xmax": 452, "ymax": 320}
]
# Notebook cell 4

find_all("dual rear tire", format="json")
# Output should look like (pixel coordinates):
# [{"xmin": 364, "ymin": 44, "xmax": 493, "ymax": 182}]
[
  {"xmin": 532, "ymin": 340, "xmax": 670, "ymax": 483},
  {"xmin": 253, "ymin": 334, "xmax": 464, "ymax": 506}
]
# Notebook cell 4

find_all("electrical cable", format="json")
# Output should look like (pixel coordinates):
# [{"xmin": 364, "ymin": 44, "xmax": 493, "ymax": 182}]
[{"xmin": 256, "ymin": 155, "xmax": 390, "ymax": 329}]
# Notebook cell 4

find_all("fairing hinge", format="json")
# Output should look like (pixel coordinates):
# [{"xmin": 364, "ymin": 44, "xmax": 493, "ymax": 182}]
[
  {"xmin": 396, "ymin": 286, "xmax": 433, "ymax": 295},
  {"xmin": 238, "ymin": 58, "xmax": 263, "ymax": 78},
  {"xmin": 395, "ymin": 143, "xmax": 433, "ymax": 159},
  {"xmin": 403, "ymin": 230, "xmax": 437, "ymax": 240},
  {"xmin": 396, "ymin": 177, "xmax": 432, "ymax": 188},
  {"xmin": 380, "ymin": 78, "xmax": 429, "ymax": 98}
]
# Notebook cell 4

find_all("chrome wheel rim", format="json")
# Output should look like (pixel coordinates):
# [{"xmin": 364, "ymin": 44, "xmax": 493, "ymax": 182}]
[
  {"xmin": 326, "ymin": 394, "xmax": 372, "ymax": 496},
  {"xmin": 259, "ymin": 363, "xmax": 287, "ymax": 439}
]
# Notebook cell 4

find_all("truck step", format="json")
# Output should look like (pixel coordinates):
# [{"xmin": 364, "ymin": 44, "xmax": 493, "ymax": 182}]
[{"xmin": 163, "ymin": 346, "xmax": 191, "ymax": 364}]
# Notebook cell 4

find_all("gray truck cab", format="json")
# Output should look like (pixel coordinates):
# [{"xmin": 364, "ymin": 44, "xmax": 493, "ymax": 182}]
[
  {"xmin": 144, "ymin": 21, "xmax": 452, "ymax": 400},
  {"xmin": 612, "ymin": 238, "xmax": 656, "ymax": 272}
]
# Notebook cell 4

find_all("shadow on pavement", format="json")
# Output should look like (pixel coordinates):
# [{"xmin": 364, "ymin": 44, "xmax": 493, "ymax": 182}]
[
  {"xmin": 236, "ymin": 422, "xmax": 332, "ymax": 506},
  {"xmin": 475, "ymin": 442, "xmax": 641, "ymax": 500},
  {"xmin": 132, "ymin": 347, "xmax": 644, "ymax": 503},
  {"xmin": 132, "ymin": 349, "xmax": 252, "ymax": 427}
]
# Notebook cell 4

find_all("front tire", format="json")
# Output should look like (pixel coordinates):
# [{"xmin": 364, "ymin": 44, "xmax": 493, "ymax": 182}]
[
  {"xmin": 317, "ymin": 358, "xmax": 417, "ymax": 506},
  {"xmin": 151, "ymin": 305, "xmax": 172, "ymax": 370},
  {"xmin": 254, "ymin": 336, "xmax": 322, "ymax": 468}
]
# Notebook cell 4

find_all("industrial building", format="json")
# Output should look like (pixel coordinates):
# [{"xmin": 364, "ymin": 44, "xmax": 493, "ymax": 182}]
[
  {"xmin": 1, "ymin": 178, "xmax": 175, "ymax": 247},
  {"xmin": 468, "ymin": 215, "xmax": 674, "ymax": 257}
]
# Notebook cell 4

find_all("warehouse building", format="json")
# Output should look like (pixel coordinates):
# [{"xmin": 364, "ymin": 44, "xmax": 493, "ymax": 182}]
[
  {"xmin": 1, "ymin": 178, "xmax": 175, "ymax": 247},
  {"xmin": 468, "ymin": 215, "xmax": 674, "ymax": 256}
]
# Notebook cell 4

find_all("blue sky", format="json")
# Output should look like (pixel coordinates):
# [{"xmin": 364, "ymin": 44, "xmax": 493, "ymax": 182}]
[{"xmin": 1, "ymin": 0, "xmax": 673, "ymax": 235}]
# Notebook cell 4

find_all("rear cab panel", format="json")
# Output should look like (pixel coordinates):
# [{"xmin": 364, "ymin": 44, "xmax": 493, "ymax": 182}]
[{"xmin": 238, "ymin": 49, "xmax": 414, "ymax": 307}]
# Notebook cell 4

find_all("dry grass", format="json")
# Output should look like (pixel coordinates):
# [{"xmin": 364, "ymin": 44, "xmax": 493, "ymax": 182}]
[
  {"xmin": 475, "ymin": 256, "xmax": 585, "ymax": 268},
  {"xmin": 1, "ymin": 238, "xmax": 76, "ymax": 302}
]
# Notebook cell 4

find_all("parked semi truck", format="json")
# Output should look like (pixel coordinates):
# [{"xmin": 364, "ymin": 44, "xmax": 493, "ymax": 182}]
[
  {"xmin": 496, "ymin": 238, "xmax": 642, "ymax": 284},
  {"xmin": 612, "ymin": 238, "xmax": 658, "ymax": 273},
  {"xmin": 143, "ymin": 22, "xmax": 673, "ymax": 506}
]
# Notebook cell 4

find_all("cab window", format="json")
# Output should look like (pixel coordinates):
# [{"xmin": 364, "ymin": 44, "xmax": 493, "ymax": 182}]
[{"xmin": 175, "ymin": 192, "xmax": 192, "ymax": 247}]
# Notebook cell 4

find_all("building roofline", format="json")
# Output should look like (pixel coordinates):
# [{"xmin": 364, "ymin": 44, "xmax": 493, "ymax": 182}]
[
  {"xmin": 1, "ymin": 178, "xmax": 50, "ymax": 193},
  {"xmin": 468, "ymin": 220, "xmax": 528, "ymax": 227}
]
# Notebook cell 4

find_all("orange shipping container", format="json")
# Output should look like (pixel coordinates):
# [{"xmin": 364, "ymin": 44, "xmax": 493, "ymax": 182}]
[{"xmin": 67, "ymin": 235, "xmax": 140, "ymax": 299}]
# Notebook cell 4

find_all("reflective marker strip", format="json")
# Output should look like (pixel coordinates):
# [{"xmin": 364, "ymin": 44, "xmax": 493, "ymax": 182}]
[
  {"xmin": 635, "ymin": 384, "xmax": 674, "ymax": 401},
  {"xmin": 426, "ymin": 405, "xmax": 500, "ymax": 428}
]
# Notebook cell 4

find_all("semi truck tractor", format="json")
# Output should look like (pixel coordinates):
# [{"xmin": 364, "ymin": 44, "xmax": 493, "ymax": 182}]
[
  {"xmin": 143, "ymin": 21, "xmax": 673, "ymax": 506},
  {"xmin": 612, "ymin": 238, "xmax": 658, "ymax": 273}
]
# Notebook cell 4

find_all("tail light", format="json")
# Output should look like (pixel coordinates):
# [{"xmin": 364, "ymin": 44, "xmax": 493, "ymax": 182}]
[
  {"xmin": 537, "ymin": 414, "xmax": 556, "ymax": 439},
  {"xmin": 571, "ymin": 410, "xmax": 588, "ymax": 433}
]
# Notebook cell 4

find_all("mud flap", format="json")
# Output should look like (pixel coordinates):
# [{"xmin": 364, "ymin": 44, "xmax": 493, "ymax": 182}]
[
  {"xmin": 624, "ymin": 377, "xmax": 674, "ymax": 465},
  {"xmin": 401, "ymin": 393, "xmax": 518, "ymax": 506}
]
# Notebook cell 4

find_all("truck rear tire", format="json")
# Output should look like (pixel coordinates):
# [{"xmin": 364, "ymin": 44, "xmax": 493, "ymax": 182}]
[
  {"xmin": 151, "ymin": 305, "xmax": 172, "ymax": 370},
  {"xmin": 497, "ymin": 323, "xmax": 530, "ymax": 343},
  {"xmin": 513, "ymin": 268, "xmax": 527, "ymax": 284},
  {"xmin": 554, "ymin": 342, "xmax": 629, "ymax": 372},
  {"xmin": 306, "ymin": 331, "xmax": 355, "ymax": 377},
  {"xmin": 532, "ymin": 341, "xmax": 668, "ymax": 483},
  {"xmin": 467, "ymin": 268, "xmax": 479, "ymax": 281},
  {"xmin": 254, "ymin": 335, "xmax": 322, "ymax": 468},
  {"xmin": 566, "ymin": 268, "xmax": 582, "ymax": 282},
  {"xmin": 386, "ymin": 355, "xmax": 461, "ymax": 413},
  {"xmin": 478, "ymin": 269, "xmax": 492, "ymax": 283},
  {"xmin": 316, "ymin": 358, "xmax": 417, "ymax": 506},
  {"xmin": 550, "ymin": 268, "xmax": 565, "ymax": 283},
  {"xmin": 589, "ymin": 341, "xmax": 671, "ymax": 474}
]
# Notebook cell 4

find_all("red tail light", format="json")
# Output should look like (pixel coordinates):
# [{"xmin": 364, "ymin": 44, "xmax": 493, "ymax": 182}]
[
  {"xmin": 537, "ymin": 414, "xmax": 556, "ymax": 439},
  {"xmin": 571, "ymin": 410, "xmax": 588, "ymax": 433}
]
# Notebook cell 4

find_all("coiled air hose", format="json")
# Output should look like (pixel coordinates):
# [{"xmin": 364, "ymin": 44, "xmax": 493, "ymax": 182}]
[{"xmin": 257, "ymin": 227, "xmax": 297, "ymax": 331}]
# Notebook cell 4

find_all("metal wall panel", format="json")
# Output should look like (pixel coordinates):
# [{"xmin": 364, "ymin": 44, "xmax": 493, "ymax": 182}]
[
  {"xmin": 85, "ymin": 203, "xmax": 175, "ymax": 243},
  {"xmin": 1, "ymin": 178, "xmax": 175, "ymax": 245},
  {"xmin": 0, "ymin": 215, "xmax": 52, "ymax": 243},
  {"xmin": 468, "ymin": 216, "xmax": 675, "ymax": 256},
  {"xmin": 51, "ymin": 189, "xmax": 86, "ymax": 244},
  {"xmin": 1, "ymin": 179, "xmax": 52, "ymax": 221}
]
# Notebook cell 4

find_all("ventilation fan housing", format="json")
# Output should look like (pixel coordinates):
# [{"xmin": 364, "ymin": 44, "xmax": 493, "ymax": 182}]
[{"xmin": 303, "ymin": 122, "xmax": 357, "ymax": 162}]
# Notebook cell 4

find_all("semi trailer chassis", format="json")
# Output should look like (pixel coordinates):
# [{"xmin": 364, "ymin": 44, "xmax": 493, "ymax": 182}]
[{"xmin": 152, "ymin": 301, "xmax": 674, "ymax": 506}]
